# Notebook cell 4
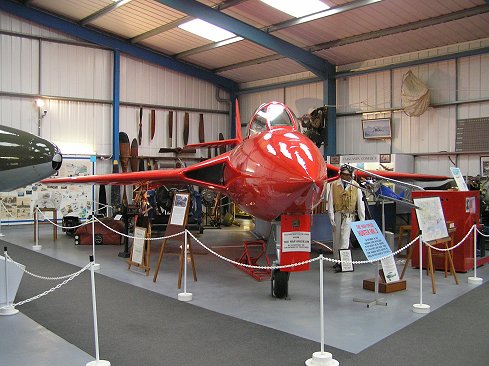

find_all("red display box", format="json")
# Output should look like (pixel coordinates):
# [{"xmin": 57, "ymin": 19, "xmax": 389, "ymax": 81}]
[{"xmin": 411, "ymin": 190, "xmax": 484, "ymax": 273}]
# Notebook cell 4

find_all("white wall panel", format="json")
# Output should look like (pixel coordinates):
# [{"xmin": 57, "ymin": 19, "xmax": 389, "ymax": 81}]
[
  {"xmin": 41, "ymin": 42, "xmax": 112, "ymax": 100},
  {"xmin": 0, "ymin": 35, "xmax": 39, "ymax": 94},
  {"xmin": 0, "ymin": 10, "xmax": 76, "ymax": 41},
  {"xmin": 0, "ymin": 96, "xmax": 39, "ymax": 133},
  {"xmin": 120, "ymin": 55, "xmax": 229, "ymax": 111},
  {"xmin": 337, "ymin": 70, "xmax": 391, "ymax": 114},
  {"xmin": 40, "ymin": 100, "xmax": 112, "ymax": 156}
]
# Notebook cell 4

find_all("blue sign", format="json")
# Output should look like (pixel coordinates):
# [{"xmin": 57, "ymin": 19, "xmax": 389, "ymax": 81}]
[{"xmin": 351, "ymin": 220, "xmax": 392, "ymax": 261}]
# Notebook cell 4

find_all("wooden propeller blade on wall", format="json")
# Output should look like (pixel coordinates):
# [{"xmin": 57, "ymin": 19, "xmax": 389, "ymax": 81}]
[
  {"xmin": 199, "ymin": 113, "xmax": 205, "ymax": 143},
  {"xmin": 138, "ymin": 107, "xmax": 143, "ymax": 145},
  {"xmin": 150, "ymin": 109, "xmax": 156, "ymax": 141},
  {"xmin": 183, "ymin": 112, "xmax": 189, "ymax": 146}
]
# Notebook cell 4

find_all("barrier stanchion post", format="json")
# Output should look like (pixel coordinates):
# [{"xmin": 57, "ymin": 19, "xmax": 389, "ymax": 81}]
[
  {"xmin": 86, "ymin": 255, "xmax": 110, "ymax": 366},
  {"xmin": 32, "ymin": 206, "xmax": 42, "ymax": 251},
  {"xmin": 468, "ymin": 224, "xmax": 483, "ymax": 285},
  {"xmin": 178, "ymin": 230, "xmax": 192, "ymax": 301},
  {"xmin": 0, "ymin": 247, "xmax": 19, "ymax": 316},
  {"xmin": 306, "ymin": 255, "xmax": 339, "ymax": 366},
  {"xmin": 91, "ymin": 206, "xmax": 101, "ymax": 271},
  {"xmin": 0, "ymin": 202, "xmax": 4, "ymax": 237},
  {"xmin": 413, "ymin": 231, "xmax": 430, "ymax": 313}
]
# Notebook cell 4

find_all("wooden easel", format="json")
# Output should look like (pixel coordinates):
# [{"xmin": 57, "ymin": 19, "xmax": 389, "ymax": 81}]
[
  {"xmin": 127, "ymin": 223, "xmax": 151, "ymax": 276},
  {"xmin": 153, "ymin": 192, "xmax": 197, "ymax": 288},
  {"xmin": 425, "ymin": 227, "xmax": 458, "ymax": 294}
]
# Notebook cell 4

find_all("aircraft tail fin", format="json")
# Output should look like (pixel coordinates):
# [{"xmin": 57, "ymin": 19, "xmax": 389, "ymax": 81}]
[{"xmin": 235, "ymin": 98, "xmax": 243, "ymax": 143}]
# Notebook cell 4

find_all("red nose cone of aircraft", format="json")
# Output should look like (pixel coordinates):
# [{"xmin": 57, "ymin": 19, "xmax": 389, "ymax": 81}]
[{"xmin": 226, "ymin": 129, "xmax": 327, "ymax": 221}]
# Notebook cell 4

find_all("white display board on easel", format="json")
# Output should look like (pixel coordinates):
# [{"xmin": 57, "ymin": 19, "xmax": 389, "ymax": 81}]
[
  {"xmin": 413, "ymin": 197, "xmax": 448, "ymax": 242},
  {"xmin": 0, "ymin": 255, "xmax": 25, "ymax": 305}
]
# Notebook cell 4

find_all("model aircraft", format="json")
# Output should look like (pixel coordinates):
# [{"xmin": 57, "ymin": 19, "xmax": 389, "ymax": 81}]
[
  {"xmin": 0, "ymin": 125, "xmax": 62, "ymax": 191},
  {"xmin": 42, "ymin": 101, "xmax": 449, "ymax": 220}
]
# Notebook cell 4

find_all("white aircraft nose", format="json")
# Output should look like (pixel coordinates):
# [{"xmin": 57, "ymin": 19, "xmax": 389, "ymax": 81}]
[{"xmin": 52, "ymin": 152, "xmax": 62, "ymax": 170}]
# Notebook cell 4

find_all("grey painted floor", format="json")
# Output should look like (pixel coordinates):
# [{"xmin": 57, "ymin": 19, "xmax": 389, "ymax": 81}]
[{"xmin": 1, "ymin": 220, "xmax": 488, "ymax": 365}]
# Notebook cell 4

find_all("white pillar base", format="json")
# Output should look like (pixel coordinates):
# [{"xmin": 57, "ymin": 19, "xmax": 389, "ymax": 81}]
[
  {"xmin": 86, "ymin": 360, "xmax": 110, "ymax": 366},
  {"xmin": 92, "ymin": 263, "xmax": 101, "ymax": 271},
  {"xmin": 412, "ymin": 303, "xmax": 430, "ymax": 313},
  {"xmin": 468, "ymin": 276, "xmax": 483, "ymax": 285},
  {"xmin": 0, "ymin": 305, "xmax": 19, "ymax": 316},
  {"xmin": 178, "ymin": 292, "xmax": 192, "ymax": 301},
  {"xmin": 305, "ymin": 351, "xmax": 339, "ymax": 366},
  {"xmin": 32, "ymin": 245, "xmax": 42, "ymax": 251}
]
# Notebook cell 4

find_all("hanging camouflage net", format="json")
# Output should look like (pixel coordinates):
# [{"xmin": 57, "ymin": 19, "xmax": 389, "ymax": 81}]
[{"xmin": 401, "ymin": 70, "xmax": 431, "ymax": 117}]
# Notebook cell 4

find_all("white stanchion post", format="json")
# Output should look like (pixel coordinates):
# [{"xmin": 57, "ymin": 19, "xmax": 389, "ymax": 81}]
[
  {"xmin": 0, "ymin": 202, "xmax": 4, "ymax": 237},
  {"xmin": 468, "ymin": 224, "xmax": 483, "ymax": 285},
  {"xmin": 32, "ymin": 206, "xmax": 42, "ymax": 251},
  {"xmin": 178, "ymin": 230, "xmax": 192, "ymax": 301},
  {"xmin": 306, "ymin": 255, "xmax": 339, "ymax": 366},
  {"xmin": 91, "ymin": 206, "xmax": 101, "ymax": 272},
  {"xmin": 0, "ymin": 247, "xmax": 19, "ymax": 316},
  {"xmin": 413, "ymin": 232, "xmax": 430, "ymax": 313},
  {"xmin": 86, "ymin": 255, "xmax": 110, "ymax": 366}
]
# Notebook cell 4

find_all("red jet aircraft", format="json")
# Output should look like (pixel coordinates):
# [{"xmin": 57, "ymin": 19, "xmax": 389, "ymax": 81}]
[{"xmin": 43, "ymin": 101, "xmax": 447, "ymax": 221}]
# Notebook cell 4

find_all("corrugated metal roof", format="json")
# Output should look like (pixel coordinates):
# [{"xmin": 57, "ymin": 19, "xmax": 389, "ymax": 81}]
[{"xmin": 13, "ymin": 0, "xmax": 489, "ymax": 85}]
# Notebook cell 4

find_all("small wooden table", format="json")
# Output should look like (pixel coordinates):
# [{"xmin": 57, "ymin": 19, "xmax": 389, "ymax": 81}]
[{"xmin": 33, "ymin": 208, "xmax": 58, "ymax": 241}]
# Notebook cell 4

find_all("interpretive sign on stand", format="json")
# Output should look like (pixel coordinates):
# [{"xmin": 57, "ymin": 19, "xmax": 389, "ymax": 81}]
[
  {"xmin": 153, "ymin": 193, "xmax": 197, "ymax": 288},
  {"xmin": 352, "ymin": 220, "xmax": 400, "ymax": 286}
]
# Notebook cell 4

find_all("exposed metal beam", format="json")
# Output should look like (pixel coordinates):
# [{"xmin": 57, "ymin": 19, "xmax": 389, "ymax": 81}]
[
  {"xmin": 176, "ymin": 0, "xmax": 380, "ymax": 59},
  {"xmin": 155, "ymin": 0, "xmax": 331, "ymax": 79},
  {"xmin": 80, "ymin": 0, "xmax": 132, "ymax": 26},
  {"xmin": 0, "ymin": 0, "xmax": 238, "ymax": 92},
  {"xmin": 215, "ymin": 4, "xmax": 489, "ymax": 73},
  {"xmin": 130, "ymin": 0, "xmax": 248, "ymax": 44},
  {"xmin": 310, "ymin": 4, "xmax": 489, "ymax": 52}
]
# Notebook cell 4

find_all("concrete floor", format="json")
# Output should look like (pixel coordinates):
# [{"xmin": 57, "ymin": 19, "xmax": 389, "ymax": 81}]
[{"xmin": 1, "ymin": 219, "xmax": 488, "ymax": 365}]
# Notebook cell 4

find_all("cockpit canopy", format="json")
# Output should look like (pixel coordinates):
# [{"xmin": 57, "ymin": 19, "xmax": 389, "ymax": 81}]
[{"xmin": 247, "ymin": 102, "xmax": 299, "ymax": 138}]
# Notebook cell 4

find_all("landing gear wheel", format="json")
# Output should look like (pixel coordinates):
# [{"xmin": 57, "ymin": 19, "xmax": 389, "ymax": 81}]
[{"xmin": 271, "ymin": 269, "xmax": 290, "ymax": 299}]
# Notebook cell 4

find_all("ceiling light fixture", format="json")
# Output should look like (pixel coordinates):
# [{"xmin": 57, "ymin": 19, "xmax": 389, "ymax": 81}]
[
  {"xmin": 261, "ymin": 0, "xmax": 330, "ymax": 18},
  {"xmin": 178, "ymin": 19, "xmax": 238, "ymax": 42}
]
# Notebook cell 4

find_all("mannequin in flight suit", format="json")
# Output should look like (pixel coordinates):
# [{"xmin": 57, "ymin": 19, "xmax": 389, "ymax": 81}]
[{"xmin": 327, "ymin": 165, "xmax": 366, "ymax": 272}]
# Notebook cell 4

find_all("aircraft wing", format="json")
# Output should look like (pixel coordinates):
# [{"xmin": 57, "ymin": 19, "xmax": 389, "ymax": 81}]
[
  {"xmin": 326, "ymin": 163, "xmax": 450, "ymax": 182},
  {"xmin": 42, "ymin": 153, "xmax": 232, "ymax": 194},
  {"xmin": 185, "ymin": 138, "xmax": 240, "ymax": 150}
]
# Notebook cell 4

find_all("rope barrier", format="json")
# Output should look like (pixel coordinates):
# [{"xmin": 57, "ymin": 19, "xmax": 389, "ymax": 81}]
[
  {"xmin": 423, "ymin": 226, "xmax": 474, "ymax": 252},
  {"xmin": 0, "ymin": 262, "xmax": 91, "ymax": 310},
  {"xmin": 35, "ymin": 207, "xmax": 96, "ymax": 230},
  {"xmin": 5, "ymin": 252, "xmax": 87, "ymax": 281},
  {"xmin": 93, "ymin": 216, "xmax": 186, "ymax": 241},
  {"xmin": 0, "ymin": 200, "xmax": 15, "ymax": 218},
  {"xmin": 32, "ymin": 210, "xmax": 481, "ymax": 271},
  {"xmin": 475, "ymin": 226, "xmax": 489, "ymax": 237}
]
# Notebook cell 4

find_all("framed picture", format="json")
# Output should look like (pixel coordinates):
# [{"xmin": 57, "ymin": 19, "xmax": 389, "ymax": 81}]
[
  {"xmin": 481, "ymin": 156, "xmax": 489, "ymax": 177},
  {"xmin": 380, "ymin": 154, "xmax": 391, "ymax": 163},
  {"xmin": 362, "ymin": 118, "xmax": 392, "ymax": 139}
]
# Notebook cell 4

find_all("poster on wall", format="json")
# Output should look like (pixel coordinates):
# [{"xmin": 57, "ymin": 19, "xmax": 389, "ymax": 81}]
[{"xmin": 0, "ymin": 157, "xmax": 92, "ymax": 222}]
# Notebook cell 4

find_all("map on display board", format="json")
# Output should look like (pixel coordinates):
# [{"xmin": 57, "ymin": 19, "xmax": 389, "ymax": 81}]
[
  {"xmin": 413, "ymin": 197, "xmax": 448, "ymax": 242},
  {"xmin": 0, "ymin": 157, "xmax": 92, "ymax": 221}
]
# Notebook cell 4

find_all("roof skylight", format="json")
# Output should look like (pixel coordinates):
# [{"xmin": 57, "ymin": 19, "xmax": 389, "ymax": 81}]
[
  {"xmin": 261, "ymin": 0, "xmax": 330, "ymax": 18},
  {"xmin": 178, "ymin": 18, "xmax": 238, "ymax": 42}
]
